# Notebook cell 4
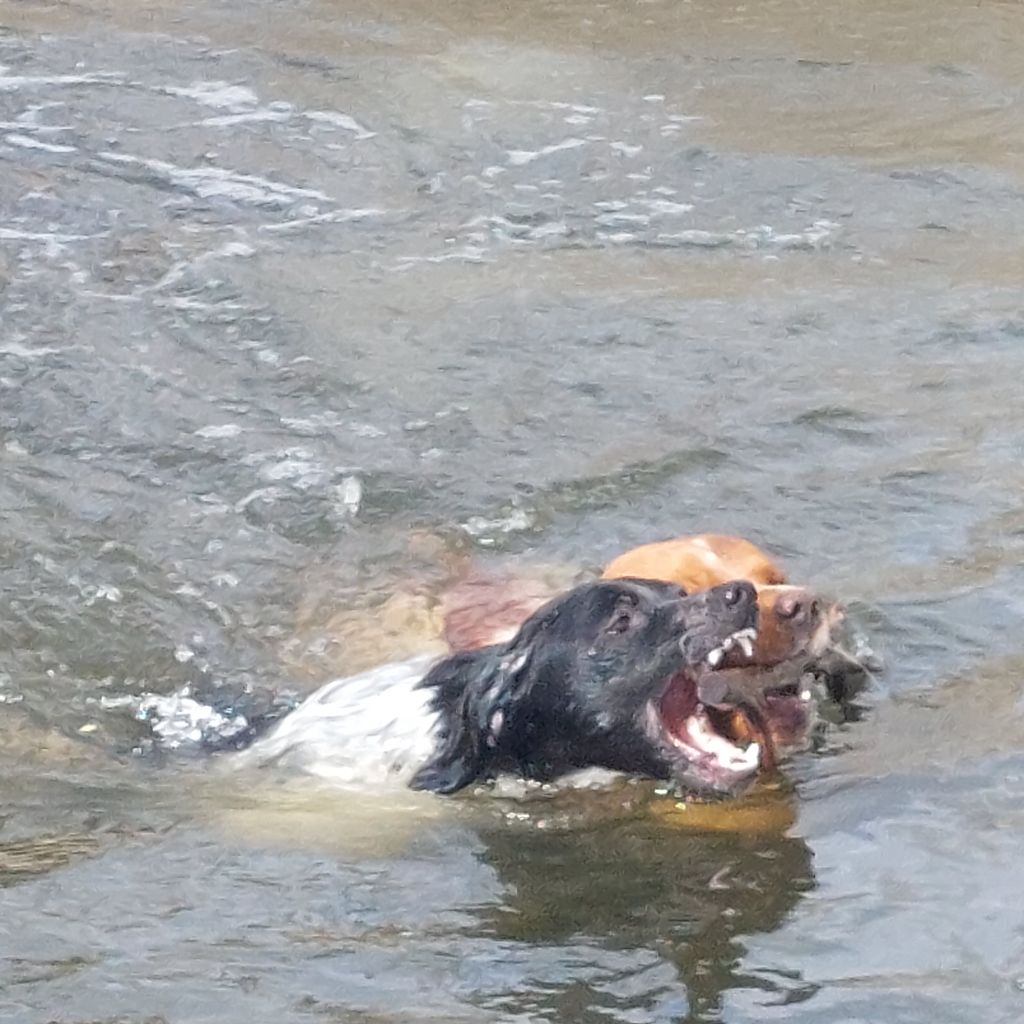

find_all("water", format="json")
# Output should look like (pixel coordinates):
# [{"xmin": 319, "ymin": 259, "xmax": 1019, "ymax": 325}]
[{"xmin": 2, "ymin": 0, "xmax": 1024, "ymax": 1020}]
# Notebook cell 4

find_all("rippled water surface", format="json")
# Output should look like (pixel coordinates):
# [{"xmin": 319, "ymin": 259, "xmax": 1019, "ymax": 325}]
[{"xmin": 3, "ymin": 0, "xmax": 1024, "ymax": 1020}]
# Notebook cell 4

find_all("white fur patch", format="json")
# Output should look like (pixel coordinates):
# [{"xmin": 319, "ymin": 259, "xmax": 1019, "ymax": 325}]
[{"xmin": 237, "ymin": 654, "xmax": 442, "ymax": 788}]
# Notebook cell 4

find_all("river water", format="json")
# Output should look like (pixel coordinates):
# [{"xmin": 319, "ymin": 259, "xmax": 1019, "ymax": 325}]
[{"xmin": 2, "ymin": 0, "xmax": 1024, "ymax": 1020}]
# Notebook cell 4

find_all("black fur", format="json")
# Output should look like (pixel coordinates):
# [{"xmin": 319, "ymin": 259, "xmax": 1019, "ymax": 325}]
[{"xmin": 409, "ymin": 577, "xmax": 756, "ymax": 794}]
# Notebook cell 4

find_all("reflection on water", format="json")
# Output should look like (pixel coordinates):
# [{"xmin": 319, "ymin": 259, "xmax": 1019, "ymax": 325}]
[
  {"xmin": 475, "ymin": 797, "xmax": 813, "ymax": 1021},
  {"xmin": 3, "ymin": 0, "xmax": 1024, "ymax": 1019}
]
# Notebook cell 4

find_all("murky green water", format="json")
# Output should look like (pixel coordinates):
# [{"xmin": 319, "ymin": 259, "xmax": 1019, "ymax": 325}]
[{"xmin": 2, "ymin": 0, "xmax": 1024, "ymax": 1020}]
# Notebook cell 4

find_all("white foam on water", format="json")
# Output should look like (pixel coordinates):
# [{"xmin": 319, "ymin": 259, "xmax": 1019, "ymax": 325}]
[
  {"xmin": 97, "ymin": 150, "xmax": 330, "ymax": 207},
  {"xmin": 507, "ymin": 137, "xmax": 587, "ymax": 166},
  {"xmin": 194, "ymin": 424, "xmax": 244, "ymax": 439},
  {"xmin": 305, "ymin": 110, "xmax": 376, "ymax": 139},
  {"xmin": 162, "ymin": 81, "xmax": 260, "ymax": 111},
  {"xmin": 0, "ymin": 72, "xmax": 124, "ymax": 91}
]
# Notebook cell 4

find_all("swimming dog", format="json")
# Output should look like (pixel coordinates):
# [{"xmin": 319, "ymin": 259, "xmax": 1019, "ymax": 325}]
[{"xmin": 241, "ymin": 578, "xmax": 765, "ymax": 795}]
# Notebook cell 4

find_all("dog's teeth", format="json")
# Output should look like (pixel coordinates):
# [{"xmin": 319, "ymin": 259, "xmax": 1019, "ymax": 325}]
[
  {"xmin": 722, "ymin": 636, "xmax": 734, "ymax": 651},
  {"xmin": 800, "ymin": 689, "xmax": 812, "ymax": 702},
  {"xmin": 707, "ymin": 647, "xmax": 724, "ymax": 669},
  {"xmin": 741, "ymin": 742, "xmax": 761, "ymax": 768},
  {"xmin": 737, "ymin": 636, "xmax": 754, "ymax": 658}
]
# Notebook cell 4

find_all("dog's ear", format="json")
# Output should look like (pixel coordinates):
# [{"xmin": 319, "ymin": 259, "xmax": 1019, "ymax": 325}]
[{"xmin": 409, "ymin": 646, "xmax": 534, "ymax": 795}]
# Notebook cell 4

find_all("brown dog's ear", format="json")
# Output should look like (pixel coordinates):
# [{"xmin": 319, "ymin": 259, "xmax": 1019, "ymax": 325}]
[{"xmin": 409, "ymin": 647, "xmax": 534, "ymax": 794}]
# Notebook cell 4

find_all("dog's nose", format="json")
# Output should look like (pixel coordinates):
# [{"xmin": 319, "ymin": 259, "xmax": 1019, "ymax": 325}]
[
  {"xmin": 774, "ymin": 588, "xmax": 820, "ymax": 623},
  {"xmin": 721, "ymin": 580, "xmax": 756, "ymax": 609}
]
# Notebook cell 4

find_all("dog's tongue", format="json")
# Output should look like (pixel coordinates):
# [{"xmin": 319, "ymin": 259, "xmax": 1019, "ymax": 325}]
[
  {"xmin": 659, "ymin": 670, "xmax": 698, "ymax": 732},
  {"xmin": 676, "ymin": 712, "xmax": 762, "ymax": 775}
]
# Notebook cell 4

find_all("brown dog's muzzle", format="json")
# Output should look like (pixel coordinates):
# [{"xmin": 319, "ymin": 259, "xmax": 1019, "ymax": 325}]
[{"xmin": 720, "ymin": 584, "xmax": 834, "ymax": 668}]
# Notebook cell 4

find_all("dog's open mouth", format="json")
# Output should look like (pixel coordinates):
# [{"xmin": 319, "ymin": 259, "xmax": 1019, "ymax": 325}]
[{"xmin": 647, "ymin": 628, "xmax": 768, "ymax": 791}]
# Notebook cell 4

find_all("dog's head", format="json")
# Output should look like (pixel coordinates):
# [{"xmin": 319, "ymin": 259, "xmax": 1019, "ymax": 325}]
[
  {"xmin": 410, "ymin": 577, "xmax": 763, "ymax": 796},
  {"xmin": 602, "ymin": 535, "xmax": 859, "ymax": 763},
  {"xmin": 602, "ymin": 534, "xmax": 843, "ymax": 670}
]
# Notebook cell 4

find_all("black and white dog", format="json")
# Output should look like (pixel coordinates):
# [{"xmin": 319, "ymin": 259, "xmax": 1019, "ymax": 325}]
[{"xmin": 240, "ymin": 577, "xmax": 762, "ymax": 795}]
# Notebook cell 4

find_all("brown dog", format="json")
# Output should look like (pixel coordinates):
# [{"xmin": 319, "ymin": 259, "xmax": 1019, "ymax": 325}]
[
  {"xmin": 601, "ymin": 534, "xmax": 838, "ymax": 670},
  {"xmin": 603, "ymin": 533, "xmax": 867, "ymax": 767}
]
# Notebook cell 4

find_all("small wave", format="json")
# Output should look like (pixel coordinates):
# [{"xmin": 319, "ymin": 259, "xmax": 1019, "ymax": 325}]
[{"xmin": 134, "ymin": 689, "xmax": 249, "ymax": 750}]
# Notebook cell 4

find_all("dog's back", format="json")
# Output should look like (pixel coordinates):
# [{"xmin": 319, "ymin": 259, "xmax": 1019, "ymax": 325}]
[{"xmin": 237, "ymin": 654, "xmax": 441, "ymax": 787}]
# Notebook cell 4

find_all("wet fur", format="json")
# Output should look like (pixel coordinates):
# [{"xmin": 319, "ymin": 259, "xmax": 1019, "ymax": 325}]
[{"xmin": 245, "ymin": 578, "xmax": 757, "ymax": 795}]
